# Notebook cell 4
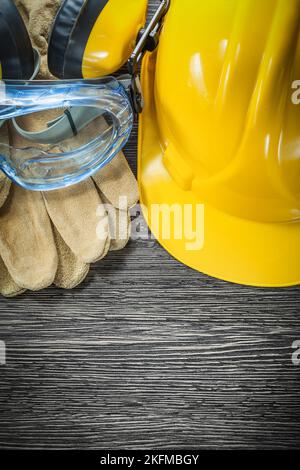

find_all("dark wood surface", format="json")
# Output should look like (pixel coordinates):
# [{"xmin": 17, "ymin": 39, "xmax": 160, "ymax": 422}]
[{"xmin": 0, "ymin": 0, "xmax": 300, "ymax": 450}]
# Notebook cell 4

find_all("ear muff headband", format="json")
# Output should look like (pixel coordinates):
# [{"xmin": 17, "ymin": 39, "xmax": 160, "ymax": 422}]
[
  {"xmin": 48, "ymin": 0, "xmax": 109, "ymax": 79},
  {"xmin": 0, "ymin": 0, "xmax": 34, "ymax": 79}
]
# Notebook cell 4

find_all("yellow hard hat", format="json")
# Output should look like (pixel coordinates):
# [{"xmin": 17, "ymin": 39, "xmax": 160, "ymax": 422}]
[{"xmin": 138, "ymin": 0, "xmax": 300, "ymax": 287}]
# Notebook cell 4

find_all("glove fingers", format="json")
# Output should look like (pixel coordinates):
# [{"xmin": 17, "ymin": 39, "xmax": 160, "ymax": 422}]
[
  {"xmin": 0, "ymin": 256, "xmax": 26, "ymax": 298},
  {"xmin": 92, "ymin": 151, "xmax": 139, "ymax": 210},
  {"xmin": 53, "ymin": 227, "xmax": 90, "ymax": 290},
  {"xmin": 43, "ymin": 179, "xmax": 110, "ymax": 264},
  {"xmin": 61, "ymin": 114, "xmax": 139, "ymax": 210},
  {"xmin": 0, "ymin": 185, "xmax": 58, "ymax": 290}
]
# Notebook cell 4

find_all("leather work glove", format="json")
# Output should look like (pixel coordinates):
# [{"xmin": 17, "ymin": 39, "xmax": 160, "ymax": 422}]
[{"xmin": 0, "ymin": 0, "xmax": 139, "ymax": 297}]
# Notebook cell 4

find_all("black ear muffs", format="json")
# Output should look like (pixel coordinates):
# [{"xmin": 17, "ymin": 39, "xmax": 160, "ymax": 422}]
[
  {"xmin": 0, "ymin": 0, "xmax": 35, "ymax": 79},
  {"xmin": 48, "ymin": 0, "xmax": 109, "ymax": 79}
]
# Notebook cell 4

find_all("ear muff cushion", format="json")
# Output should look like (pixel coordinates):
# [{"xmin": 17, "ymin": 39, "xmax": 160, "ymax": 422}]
[
  {"xmin": 0, "ymin": 0, "xmax": 34, "ymax": 79},
  {"xmin": 48, "ymin": 0, "xmax": 109, "ymax": 79}
]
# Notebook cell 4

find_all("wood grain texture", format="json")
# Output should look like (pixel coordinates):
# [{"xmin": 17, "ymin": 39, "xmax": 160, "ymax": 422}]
[{"xmin": 0, "ymin": 0, "xmax": 300, "ymax": 450}]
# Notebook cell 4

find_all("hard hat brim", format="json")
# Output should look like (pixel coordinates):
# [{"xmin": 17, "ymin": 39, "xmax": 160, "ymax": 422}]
[{"xmin": 138, "ymin": 53, "xmax": 300, "ymax": 288}]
